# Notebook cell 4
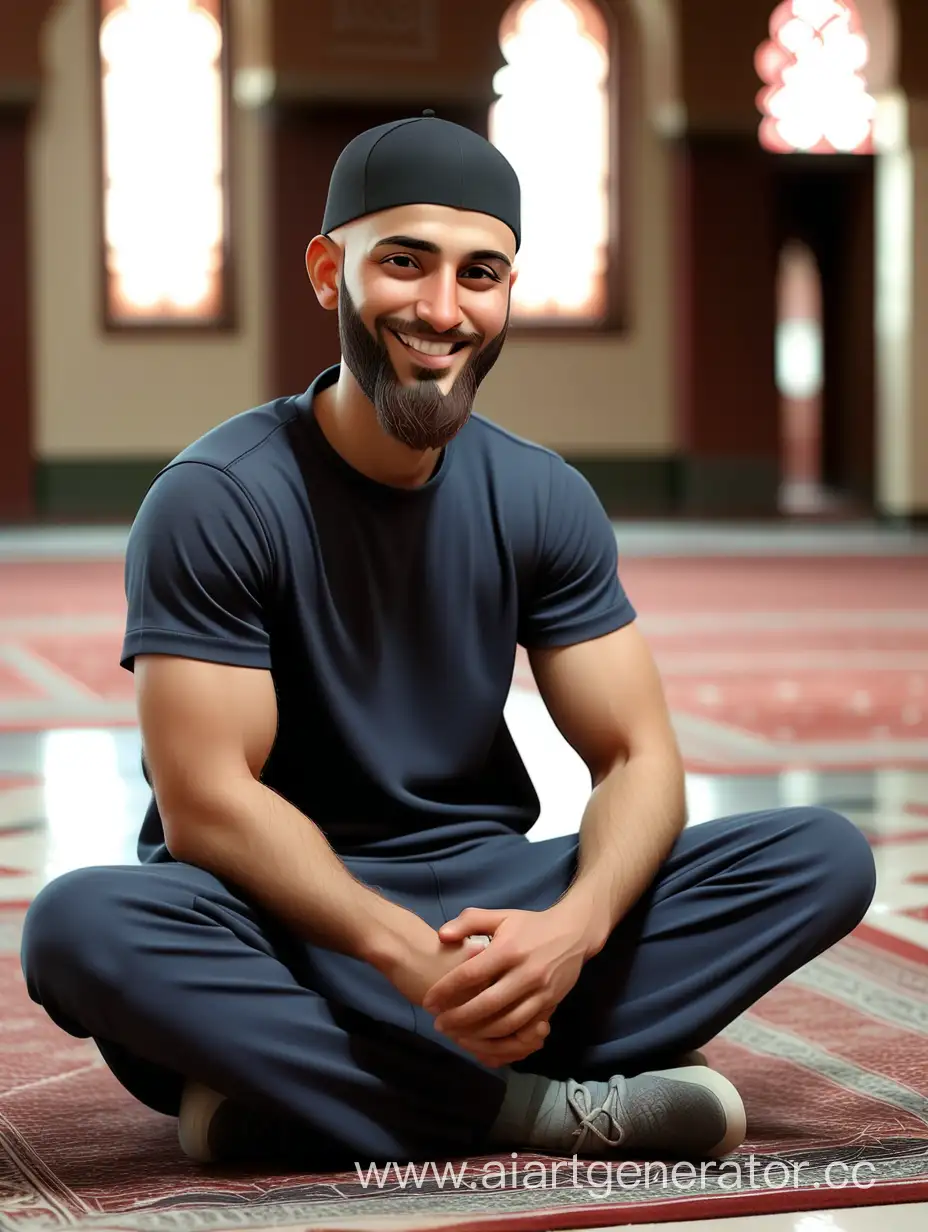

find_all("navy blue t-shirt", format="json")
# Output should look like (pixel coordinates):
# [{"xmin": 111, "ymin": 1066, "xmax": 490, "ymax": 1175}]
[{"xmin": 122, "ymin": 363, "xmax": 636, "ymax": 861}]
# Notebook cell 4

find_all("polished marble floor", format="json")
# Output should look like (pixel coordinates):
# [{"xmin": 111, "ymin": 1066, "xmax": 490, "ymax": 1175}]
[{"xmin": 1, "ymin": 523, "xmax": 927, "ymax": 1232}]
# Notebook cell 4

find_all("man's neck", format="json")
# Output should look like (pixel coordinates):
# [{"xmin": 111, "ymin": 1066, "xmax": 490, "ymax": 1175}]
[{"xmin": 313, "ymin": 370, "xmax": 441, "ymax": 489}]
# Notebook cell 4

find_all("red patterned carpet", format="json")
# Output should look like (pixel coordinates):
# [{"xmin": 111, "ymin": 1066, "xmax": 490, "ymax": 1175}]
[{"xmin": 0, "ymin": 924, "xmax": 926, "ymax": 1231}]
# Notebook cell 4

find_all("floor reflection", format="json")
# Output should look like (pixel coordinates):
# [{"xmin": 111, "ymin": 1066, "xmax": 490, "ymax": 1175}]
[{"xmin": 2, "ymin": 710, "xmax": 927, "ymax": 954}]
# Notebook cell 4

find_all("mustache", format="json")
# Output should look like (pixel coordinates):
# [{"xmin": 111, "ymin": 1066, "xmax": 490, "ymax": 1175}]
[{"xmin": 379, "ymin": 319, "xmax": 482, "ymax": 347}]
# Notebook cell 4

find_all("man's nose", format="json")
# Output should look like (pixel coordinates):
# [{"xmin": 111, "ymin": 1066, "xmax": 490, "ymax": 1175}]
[{"xmin": 416, "ymin": 267, "xmax": 464, "ymax": 335}]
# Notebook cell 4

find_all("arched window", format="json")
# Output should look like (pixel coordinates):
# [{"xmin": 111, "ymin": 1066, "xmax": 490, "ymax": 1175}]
[
  {"xmin": 755, "ymin": 0, "xmax": 876, "ymax": 154},
  {"xmin": 97, "ymin": 0, "xmax": 232, "ymax": 328},
  {"xmin": 489, "ymin": 0, "xmax": 614, "ymax": 325}
]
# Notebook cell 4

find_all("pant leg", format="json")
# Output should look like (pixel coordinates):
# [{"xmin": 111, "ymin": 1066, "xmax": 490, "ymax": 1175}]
[
  {"xmin": 430, "ymin": 806, "xmax": 875, "ymax": 1081},
  {"xmin": 539, "ymin": 806, "xmax": 875, "ymax": 1077},
  {"xmin": 20, "ymin": 860, "xmax": 507, "ymax": 1163}
]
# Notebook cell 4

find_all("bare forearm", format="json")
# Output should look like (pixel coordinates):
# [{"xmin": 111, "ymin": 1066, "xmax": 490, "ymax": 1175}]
[
  {"xmin": 557, "ymin": 749, "xmax": 687, "ymax": 954},
  {"xmin": 164, "ymin": 779, "xmax": 427, "ymax": 969}
]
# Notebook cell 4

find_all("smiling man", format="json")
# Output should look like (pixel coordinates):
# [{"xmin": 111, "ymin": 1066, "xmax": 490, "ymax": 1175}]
[
  {"xmin": 21, "ymin": 113, "xmax": 875, "ymax": 1172},
  {"xmin": 307, "ymin": 205, "xmax": 514, "ymax": 484}
]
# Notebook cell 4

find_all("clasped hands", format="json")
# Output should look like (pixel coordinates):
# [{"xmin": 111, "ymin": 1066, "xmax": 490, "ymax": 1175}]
[{"xmin": 419, "ymin": 904, "xmax": 594, "ymax": 1068}]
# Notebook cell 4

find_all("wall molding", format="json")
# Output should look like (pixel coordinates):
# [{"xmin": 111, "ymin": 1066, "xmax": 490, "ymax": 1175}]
[{"xmin": 32, "ymin": 453, "xmax": 682, "ymax": 520}]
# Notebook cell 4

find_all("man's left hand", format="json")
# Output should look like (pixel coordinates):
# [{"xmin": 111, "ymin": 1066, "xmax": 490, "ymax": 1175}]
[{"xmin": 421, "ymin": 903, "xmax": 597, "ymax": 1046}]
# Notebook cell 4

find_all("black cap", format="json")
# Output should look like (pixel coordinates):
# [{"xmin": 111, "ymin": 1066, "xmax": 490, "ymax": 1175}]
[{"xmin": 322, "ymin": 113, "xmax": 521, "ymax": 251}]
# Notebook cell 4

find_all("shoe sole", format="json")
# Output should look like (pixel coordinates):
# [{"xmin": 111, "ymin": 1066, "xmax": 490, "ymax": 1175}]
[
  {"xmin": 646, "ymin": 1065, "xmax": 747, "ymax": 1157},
  {"xmin": 178, "ymin": 1081, "xmax": 226, "ymax": 1163}
]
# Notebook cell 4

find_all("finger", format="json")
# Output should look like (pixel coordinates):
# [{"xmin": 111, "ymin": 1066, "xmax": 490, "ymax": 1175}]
[
  {"xmin": 438, "ymin": 909, "xmax": 506, "ymax": 942},
  {"xmin": 421, "ymin": 948, "xmax": 511, "ymax": 1014},
  {"xmin": 462, "ymin": 934, "xmax": 492, "ymax": 956},
  {"xmin": 454, "ymin": 998, "xmax": 551, "ymax": 1041},
  {"xmin": 445, "ymin": 934, "xmax": 489, "ymax": 953},
  {"xmin": 454, "ymin": 1017, "xmax": 549, "ymax": 1056},
  {"xmin": 447, "ymin": 1000, "xmax": 550, "ymax": 1043},
  {"xmin": 439, "ymin": 935, "xmax": 491, "ymax": 960},
  {"xmin": 423, "ymin": 965, "xmax": 497, "ymax": 1017},
  {"xmin": 434, "ymin": 970, "xmax": 535, "ymax": 1033}
]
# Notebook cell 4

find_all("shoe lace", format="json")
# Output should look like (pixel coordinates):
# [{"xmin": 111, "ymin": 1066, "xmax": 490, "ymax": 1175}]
[{"xmin": 567, "ymin": 1077, "xmax": 626, "ymax": 1147}]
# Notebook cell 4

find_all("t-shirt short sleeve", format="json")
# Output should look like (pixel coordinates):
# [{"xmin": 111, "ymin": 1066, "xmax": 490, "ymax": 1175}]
[
  {"xmin": 518, "ymin": 455, "xmax": 636, "ymax": 648},
  {"xmin": 121, "ymin": 462, "xmax": 274, "ymax": 672}
]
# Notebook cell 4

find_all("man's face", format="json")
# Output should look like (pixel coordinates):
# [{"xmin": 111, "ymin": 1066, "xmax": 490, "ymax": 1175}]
[{"xmin": 332, "ymin": 205, "xmax": 517, "ymax": 452}]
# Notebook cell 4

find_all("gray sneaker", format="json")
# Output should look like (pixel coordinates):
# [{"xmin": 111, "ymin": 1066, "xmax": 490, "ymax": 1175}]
[{"xmin": 558, "ymin": 1065, "xmax": 746, "ymax": 1158}]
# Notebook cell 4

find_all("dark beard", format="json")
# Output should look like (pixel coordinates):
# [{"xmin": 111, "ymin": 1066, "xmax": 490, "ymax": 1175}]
[{"xmin": 337, "ymin": 277, "xmax": 510, "ymax": 452}]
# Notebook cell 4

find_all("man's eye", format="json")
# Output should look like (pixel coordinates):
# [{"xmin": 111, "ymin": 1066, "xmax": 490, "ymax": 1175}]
[{"xmin": 383, "ymin": 256, "xmax": 499, "ymax": 281}]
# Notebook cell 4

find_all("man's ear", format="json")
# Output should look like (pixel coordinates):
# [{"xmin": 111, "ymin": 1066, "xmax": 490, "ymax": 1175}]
[{"xmin": 305, "ymin": 235, "xmax": 340, "ymax": 311}]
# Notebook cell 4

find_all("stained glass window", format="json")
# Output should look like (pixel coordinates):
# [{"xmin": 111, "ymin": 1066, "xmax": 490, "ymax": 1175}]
[{"xmin": 756, "ymin": 0, "xmax": 876, "ymax": 154}]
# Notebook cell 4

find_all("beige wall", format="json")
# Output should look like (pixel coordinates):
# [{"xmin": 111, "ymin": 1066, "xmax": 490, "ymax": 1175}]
[
  {"xmin": 30, "ymin": 0, "xmax": 268, "ymax": 460},
  {"xmin": 30, "ymin": 0, "xmax": 672, "ymax": 459}
]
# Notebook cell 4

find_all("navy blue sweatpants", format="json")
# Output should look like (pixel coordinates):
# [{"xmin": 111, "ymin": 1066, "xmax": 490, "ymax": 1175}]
[{"xmin": 20, "ymin": 807, "xmax": 875, "ymax": 1164}]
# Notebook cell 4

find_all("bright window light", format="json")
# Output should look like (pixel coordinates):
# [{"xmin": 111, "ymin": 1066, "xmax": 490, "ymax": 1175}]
[
  {"xmin": 490, "ymin": 0, "xmax": 611, "ymax": 321},
  {"xmin": 99, "ymin": 0, "xmax": 227, "ymax": 324},
  {"xmin": 755, "ymin": 0, "xmax": 876, "ymax": 154}
]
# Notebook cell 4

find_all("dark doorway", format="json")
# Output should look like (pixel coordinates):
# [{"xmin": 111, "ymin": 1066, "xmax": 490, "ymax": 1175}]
[
  {"xmin": 773, "ymin": 155, "xmax": 876, "ymax": 514},
  {"xmin": 777, "ymin": 240, "xmax": 826, "ymax": 514}
]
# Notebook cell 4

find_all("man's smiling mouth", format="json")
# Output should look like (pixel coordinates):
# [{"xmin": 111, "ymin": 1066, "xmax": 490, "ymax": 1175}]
[{"xmin": 388, "ymin": 329, "xmax": 470, "ymax": 358}]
